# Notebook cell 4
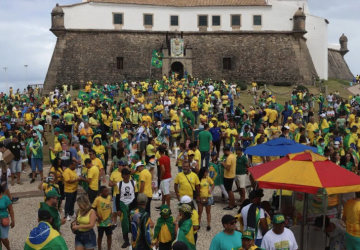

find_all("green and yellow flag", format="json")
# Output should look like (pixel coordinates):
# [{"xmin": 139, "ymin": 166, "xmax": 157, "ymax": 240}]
[
  {"xmin": 151, "ymin": 50, "xmax": 163, "ymax": 68},
  {"xmin": 24, "ymin": 222, "xmax": 68, "ymax": 250},
  {"xmin": 176, "ymin": 219, "xmax": 196, "ymax": 250},
  {"xmin": 78, "ymin": 91, "xmax": 89, "ymax": 101}
]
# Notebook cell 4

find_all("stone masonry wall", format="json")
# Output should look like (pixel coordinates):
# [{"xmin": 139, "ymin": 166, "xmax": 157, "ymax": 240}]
[
  {"xmin": 44, "ymin": 30, "xmax": 318, "ymax": 91},
  {"xmin": 328, "ymin": 49, "xmax": 353, "ymax": 81}
]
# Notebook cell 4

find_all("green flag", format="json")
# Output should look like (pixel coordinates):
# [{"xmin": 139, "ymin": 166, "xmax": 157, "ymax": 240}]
[
  {"xmin": 151, "ymin": 50, "xmax": 163, "ymax": 68},
  {"xmin": 90, "ymin": 91, "xmax": 100, "ymax": 99},
  {"xmin": 100, "ymin": 95, "xmax": 113, "ymax": 104},
  {"xmin": 176, "ymin": 219, "xmax": 196, "ymax": 250},
  {"xmin": 78, "ymin": 91, "xmax": 89, "ymax": 101},
  {"xmin": 21, "ymin": 95, "xmax": 30, "ymax": 103}
]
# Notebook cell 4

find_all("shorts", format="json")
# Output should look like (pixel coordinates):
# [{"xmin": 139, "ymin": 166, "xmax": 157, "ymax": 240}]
[
  {"xmin": 112, "ymin": 198, "xmax": 117, "ymax": 212},
  {"xmin": 10, "ymin": 160, "xmax": 21, "ymax": 174},
  {"xmin": 223, "ymin": 177, "xmax": 234, "ymax": 192},
  {"xmin": 64, "ymin": 125, "xmax": 72, "ymax": 133},
  {"xmin": 0, "ymin": 223, "xmax": 9, "ymax": 239},
  {"xmin": 235, "ymin": 174, "xmax": 246, "ymax": 188},
  {"xmin": 87, "ymin": 188, "xmax": 98, "ymax": 204},
  {"xmin": 160, "ymin": 178, "xmax": 171, "ymax": 195},
  {"xmin": 201, "ymin": 196, "xmax": 214, "ymax": 207},
  {"xmin": 75, "ymin": 229, "xmax": 97, "ymax": 248},
  {"xmin": 98, "ymin": 226, "xmax": 113, "ymax": 237},
  {"xmin": 31, "ymin": 158, "xmax": 43, "ymax": 172},
  {"xmin": 46, "ymin": 117, "xmax": 52, "ymax": 124}
]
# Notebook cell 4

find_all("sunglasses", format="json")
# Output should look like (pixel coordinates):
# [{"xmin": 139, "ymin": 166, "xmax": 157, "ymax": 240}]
[{"xmin": 228, "ymin": 221, "xmax": 236, "ymax": 225}]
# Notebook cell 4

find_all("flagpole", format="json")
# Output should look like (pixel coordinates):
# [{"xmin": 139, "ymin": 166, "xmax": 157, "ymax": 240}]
[{"xmin": 149, "ymin": 52, "xmax": 152, "ymax": 81}]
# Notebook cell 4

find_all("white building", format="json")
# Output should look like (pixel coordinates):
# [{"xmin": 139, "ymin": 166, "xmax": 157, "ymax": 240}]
[{"xmin": 59, "ymin": 0, "xmax": 330, "ymax": 79}]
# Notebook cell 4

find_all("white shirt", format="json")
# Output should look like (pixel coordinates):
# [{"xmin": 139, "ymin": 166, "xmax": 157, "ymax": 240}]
[
  {"xmin": 164, "ymin": 100, "xmax": 172, "ymax": 110},
  {"xmin": 327, "ymin": 95, "xmax": 333, "ymax": 102},
  {"xmin": 208, "ymin": 85, "xmax": 214, "ymax": 93},
  {"xmin": 118, "ymin": 180, "xmax": 136, "ymax": 205},
  {"xmin": 241, "ymin": 203, "xmax": 265, "ymax": 239},
  {"xmin": 261, "ymin": 228, "xmax": 298, "ymax": 250}
]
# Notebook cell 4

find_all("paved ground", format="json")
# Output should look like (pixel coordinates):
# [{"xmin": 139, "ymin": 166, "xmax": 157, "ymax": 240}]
[
  {"xmin": 8, "ymin": 155, "xmax": 273, "ymax": 250},
  {"xmin": 348, "ymin": 85, "xmax": 360, "ymax": 96}
]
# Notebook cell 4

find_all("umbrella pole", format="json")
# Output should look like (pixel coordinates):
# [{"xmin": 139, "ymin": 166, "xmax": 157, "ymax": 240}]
[{"xmin": 300, "ymin": 193, "xmax": 308, "ymax": 250}]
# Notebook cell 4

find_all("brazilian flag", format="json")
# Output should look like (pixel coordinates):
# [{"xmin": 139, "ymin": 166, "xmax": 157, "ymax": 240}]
[
  {"xmin": 151, "ymin": 50, "xmax": 163, "ymax": 68},
  {"xmin": 100, "ymin": 95, "xmax": 114, "ymax": 104},
  {"xmin": 78, "ymin": 91, "xmax": 89, "ymax": 101},
  {"xmin": 90, "ymin": 91, "xmax": 100, "ymax": 99},
  {"xmin": 21, "ymin": 95, "xmax": 30, "ymax": 103},
  {"xmin": 176, "ymin": 219, "xmax": 196, "ymax": 250},
  {"xmin": 24, "ymin": 222, "xmax": 68, "ymax": 250}
]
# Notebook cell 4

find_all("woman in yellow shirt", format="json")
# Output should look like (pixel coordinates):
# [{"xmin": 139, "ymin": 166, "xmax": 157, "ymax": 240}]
[
  {"xmin": 197, "ymin": 168, "xmax": 214, "ymax": 231},
  {"xmin": 101, "ymin": 110, "xmax": 112, "ymax": 133},
  {"xmin": 93, "ymin": 137, "xmax": 106, "ymax": 167},
  {"xmin": 110, "ymin": 131, "xmax": 120, "ymax": 158},
  {"xmin": 79, "ymin": 122, "xmax": 94, "ymax": 143}
]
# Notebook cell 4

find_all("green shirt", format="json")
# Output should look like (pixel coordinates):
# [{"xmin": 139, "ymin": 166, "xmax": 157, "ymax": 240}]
[
  {"xmin": 39, "ymin": 202, "xmax": 61, "ymax": 231},
  {"xmin": 236, "ymin": 155, "xmax": 248, "ymax": 175},
  {"xmin": 197, "ymin": 130, "xmax": 213, "ymax": 151}
]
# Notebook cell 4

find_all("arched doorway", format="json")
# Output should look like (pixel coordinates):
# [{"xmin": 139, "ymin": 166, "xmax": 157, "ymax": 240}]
[{"xmin": 170, "ymin": 61, "xmax": 184, "ymax": 80}]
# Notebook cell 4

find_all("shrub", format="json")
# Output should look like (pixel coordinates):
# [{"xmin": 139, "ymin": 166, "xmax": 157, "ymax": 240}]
[
  {"xmin": 72, "ymin": 83, "xmax": 81, "ymax": 90},
  {"xmin": 273, "ymin": 82, "xmax": 293, "ymax": 86},
  {"xmin": 232, "ymin": 80, "xmax": 247, "ymax": 90},
  {"xmin": 256, "ymin": 81, "xmax": 267, "ymax": 86}
]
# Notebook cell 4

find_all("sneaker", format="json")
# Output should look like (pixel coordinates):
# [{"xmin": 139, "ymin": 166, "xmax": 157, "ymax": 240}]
[
  {"xmin": 121, "ymin": 242, "xmax": 130, "ymax": 248},
  {"xmin": 11, "ymin": 197, "xmax": 19, "ymax": 203},
  {"xmin": 155, "ymin": 206, "xmax": 161, "ymax": 211},
  {"xmin": 223, "ymin": 206, "xmax": 234, "ymax": 211},
  {"xmin": 71, "ymin": 214, "xmax": 76, "ymax": 218},
  {"xmin": 22, "ymin": 171, "xmax": 27, "ymax": 174},
  {"xmin": 206, "ymin": 226, "xmax": 211, "ymax": 231},
  {"xmin": 66, "ymin": 215, "xmax": 71, "ymax": 221},
  {"xmin": 17, "ymin": 182, "xmax": 23, "ymax": 185},
  {"xmin": 30, "ymin": 178, "xmax": 35, "ymax": 184},
  {"xmin": 111, "ymin": 224, "xmax": 117, "ymax": 230}
]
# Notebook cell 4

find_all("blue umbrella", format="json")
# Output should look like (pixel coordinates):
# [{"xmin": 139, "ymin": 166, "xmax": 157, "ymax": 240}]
[{"xmin": 244, "ymin": 137, "xmax": 318, "ymax": 156}]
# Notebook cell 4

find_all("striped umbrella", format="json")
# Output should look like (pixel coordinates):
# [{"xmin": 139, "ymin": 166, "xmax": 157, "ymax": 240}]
[{"xmin": 249, "ymin": 150, "xmax": 360, "ymax": 195}]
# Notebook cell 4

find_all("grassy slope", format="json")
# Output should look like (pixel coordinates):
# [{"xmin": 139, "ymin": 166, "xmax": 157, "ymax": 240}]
[{"xmin": 41, "ymin": 80, "xmax": 350, "ymax": 164}]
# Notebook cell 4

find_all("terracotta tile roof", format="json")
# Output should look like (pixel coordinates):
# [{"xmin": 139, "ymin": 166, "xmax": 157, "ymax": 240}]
[{"xmin": 64, "ymin": 0, "xmax": 267, "ymax": 7}]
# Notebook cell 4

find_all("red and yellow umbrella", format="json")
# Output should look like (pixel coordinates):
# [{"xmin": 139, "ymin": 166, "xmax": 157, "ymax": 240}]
[{"xmin": 249, "ymin": 150, "xmax": 360, "ymax": 195}]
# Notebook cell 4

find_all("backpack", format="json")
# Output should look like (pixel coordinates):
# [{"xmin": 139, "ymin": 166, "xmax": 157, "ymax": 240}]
[{"xmin": 130, "ymin": 208, "xmax": 152, "ymax": 249}]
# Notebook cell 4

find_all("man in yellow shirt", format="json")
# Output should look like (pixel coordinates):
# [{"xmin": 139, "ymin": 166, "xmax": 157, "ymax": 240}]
[
  {"xmin": 225, "ymin": 122, "xmax": 238, "ymax": 148},
  {"xmin": 63, "ymin": 160, "xmax": 80, "ymax": 219},
  {"xmin": 24, "ymin": 108, "xmax": 34, "ymax": 125},
  {"xmin": 251, "ymin": 82, "xmax": 257, "ymax": 94},
  {"xmin": 136, "ymin": 162, "xmax": 153, "ymax": 216},
  {"xmin": 269, "ymin": 108, "xmax": 278, "ymax": 125},
  {"xmin": 221, "ymin": 146, "xmax": 236, "ymax": 210},
  {"xmin": 174, "ymin": 164, "xmax": 200, "ymax": 201}
]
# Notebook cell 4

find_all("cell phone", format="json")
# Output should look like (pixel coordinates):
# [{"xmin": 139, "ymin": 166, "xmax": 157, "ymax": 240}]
[{"xmin": 46, "ymin": 177, "xmax": 54, "ymax": 182}]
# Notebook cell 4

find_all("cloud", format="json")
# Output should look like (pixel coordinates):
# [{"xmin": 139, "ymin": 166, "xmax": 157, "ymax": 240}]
[{"xmin": 0, "ymin": 0, "xmax": 357, "ymax": 94}]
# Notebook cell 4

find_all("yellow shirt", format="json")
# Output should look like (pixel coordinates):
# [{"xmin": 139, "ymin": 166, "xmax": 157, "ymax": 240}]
[
  {"xmin": 194, "ymin": 149, "xmax": 201, "ymax": 170},
  {"xmin": 190, "ymin": 101, "xmax": 198, "ymax": 112},
  {"xmin": 174, "ymin": 172, "xmax": 200, "ymax": 199},
  {"xmin": 200, "ymin": 177, "xmax": 213, "ymax": 198},
  {"xmin": 170, "ymin": 124, "xmax": 181, "ymax": 138},
  {"xmin": 93, "ymin": 145, "xmax": 106, "ymax": 158},
  {"xmin": 25, "ymin": 113, "xmax": 34, "ymax": 124},
  {"xmin": 219, "ymin": 121, "xmax": 229, "ymax": 130},
  {"xmin": 92, "ymin": 158, "xmax": 104, "ymax": 170},
  {"xmin": 343, "ymin": 199, "xmax": 360, "ymax": 237},
  {"xmin": 191, "ymin": 209, "xmax": 200, "ymax": 234},
  {"xmin": 101, "ymin": 113, "xmax": 112, "ymax": 127},
  {"xmin": 142, "ymin": 115, "xmax": 152, "ymax": 124},
  {"xmin": 269, "ymin": 109, "xmax": 278, "ymax": 123},
  {"xmin": 202, "ymin": 103, "xmax": 209, "ymax": 113},
  {"xmin": 92, "ymin": 196, "xmax": 112, "ymax": 226},
  {"xmin": 88, "ymin": 166, "xmax": 100, "ymax": 191},
  {"xmin": 110, "ymin": 171, "xmax": 123, "ymax": 196},
  {"xmin": 306, "ymin": 123, "xmax": 319, "ymax": 140},
  {"xmin": 139, "ymin": 169, "xmax": 153, "ymax": 198},
  {"xmin": 225, "ymin": 128, "xmax": 238, "ymax": 144},
  {"xmin": 146, "ymin": 144, "xmax": 155, "ymax": 156},
  {"xmin": 224, "ymin": 154, "xmax": 236, "ymax": 178},
  {"xmin": 112, "ymin": 121, "xmax": 122, "ymax": 131},
  {"xmin": 50, "ymin": 166, "xmax": 64, "ymax": 182},
  {"xmin": 79, "ymin": 152, "xmax": 90, "ymax": 166},
  {"xmin": 199, "ymin": 114, "xmax": 208, "ymax": 123},
  {"xmin": 158, "ymin": 219, "xmax": 174, "ymax": 243},
  {"xmin": 63, "ymin": 168, "xmax": 79, "ymax": 193},
  {"xmin": 144, "ymin": 103, "xmax": 153, "ymax": 111}
]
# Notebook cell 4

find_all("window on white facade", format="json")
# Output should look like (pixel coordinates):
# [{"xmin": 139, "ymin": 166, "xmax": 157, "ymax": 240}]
[
  {"xmin": 212, "ymin": 16, "xmax": 220, "ymax": 26},
  {"xmin": 113, "ymin": 13, "xmax": 123, "ymax": 25},
  {"xmin": 144, "ymin": 14, "xmax": 153, "ymax": 26},
  {"xmin": 171, "ymin": 16, "xmax": 179, "ymax": 26},
  {"xmin": 253, "ymin": 15, "xmax": 262, "ymax": 26},
  {"xmin": 231, "ymin": 15, "xmax": 241, "ymax": 26},
  {"xmin": 198, "ymin": 15, "xmax": 208, "ymax": 27}
]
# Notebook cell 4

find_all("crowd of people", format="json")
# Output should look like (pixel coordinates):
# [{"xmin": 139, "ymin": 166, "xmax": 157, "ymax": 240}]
[{"xmin": 0, "ymin": 75, "xmax": 358, "ymax": 250}]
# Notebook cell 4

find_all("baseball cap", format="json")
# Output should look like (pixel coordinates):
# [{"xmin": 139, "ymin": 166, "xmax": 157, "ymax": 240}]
[
  {"xmin": 131, "ymin": 154, "xmax": 140, "ymax": 160},
  {"xmin": 221, "ymin": 215, "xmax": 236, "ymax": 225},
  {"xmin": 187, "ymin": 150, "xmax": 195, "ymax": 156},
  {"xmin": 242, "ymin": 229, "xmax": 255, "ymax": 240},
  {"xmin": 235, "ymin": 147, "xmax": 243, "ymax": 152},
  {"xmin": 137, "ymin": 193, "xmax": 148, "ymax": 205},
  {"xmin": 320, "ymin": 114, "xmax": 326, "ymax": 118},
  {"xmin": 249, "ymin": 189, "xmax": 264, "ymax": 200},
  {"xmin": 46, "ymin": 190, "xmax": 61, "ymax": 198},
  {"xmin": 160, "ymin": 205, "xmax": 171, "ymax": 215},
  {"xmin": 135, "ymin": 162, "xmax": 145, "ymax": 168},
  {"xmin": 272, "ymin": 214, "xmax": 286, "ymax": 224},
  {"xmin": 287, "ymin": 117, "xmax": 292, "ymax": 120},
  {"xmin": 118, "ymin": 161, "xmax": 126, "ymax": 166},
  {"xmin": 211, "ymin": 151, "xmax": 217, "ymax": 156},
  {"xmin": 223, "ymin": 145, "xmax": 231, "ymax": 151},
  {"xmin": 172, "ymin": 241, "xmax": 190, "ymax": 250},
  {"xmin": 38, "ymin": 210, "xmax": 52, "ymax": 220},
  {"xmin": 180, "ymin": 195, "xmax": 192, "ymax": 204},
  {"xmin": 54, "ymin": 127, "xmax": 61, "ymax": 132},
  {"xmin": 179, "ymin": 204, "xmax": 192, "ymax": 214},
  {"xmin": 157, "ymin": 121, "xmax": 162, "ymax": 126}
]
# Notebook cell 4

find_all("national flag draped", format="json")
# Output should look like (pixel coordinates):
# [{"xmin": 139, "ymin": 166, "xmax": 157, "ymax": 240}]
[
  {"xmin": 21, "ymin": 95, "xmax": 30, "ymax": 103},
  {"xmin": 24, "ymin": 222, "xmax": 68, "ymax": 250},
  {"xmin": 176, "ymin": 219, "xmax": 196, "ymax": 250},
  {"xmin": 78, "ymin": 91, "xmax": 89, "ymax": 101},
  {"xmin": 90, "ymin": 91, "xmax": 100, "ymax": 99},
  {"xmin": 151, "ymin": 50, "xmax": 163, "ymax": 68}
]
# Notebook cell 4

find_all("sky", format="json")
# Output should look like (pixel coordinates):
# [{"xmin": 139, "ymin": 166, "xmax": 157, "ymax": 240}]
[{"xmin": 0, "ymin": 0, "xmax": 358, "ymax": 93}]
